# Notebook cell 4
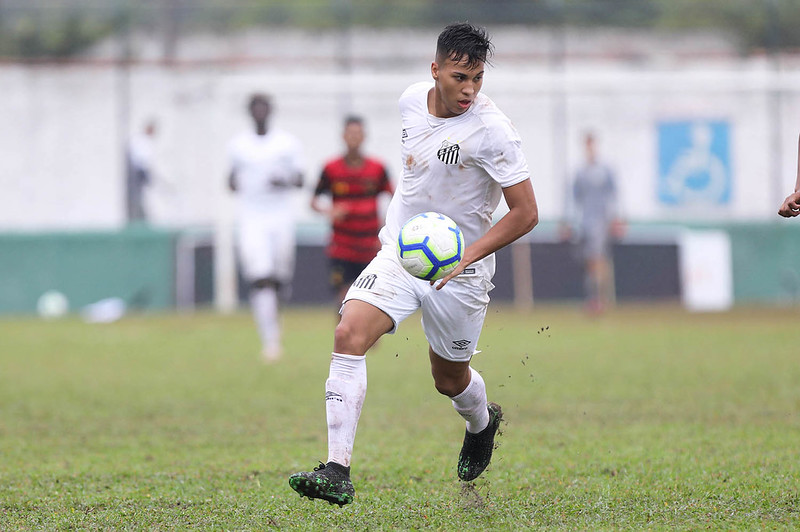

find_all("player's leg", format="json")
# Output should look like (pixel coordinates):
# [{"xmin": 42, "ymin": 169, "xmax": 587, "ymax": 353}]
[
  {"xmin": 288, "ymin": 300, "xmax": 392, "ymax": 506},
  {"xmin": 583, "ymin": 227, "xmax": 609, "ymax": 314},
  {"xmin": 237, "ymin": 217, "xmax": 281, "ymax": 360},
  {"xmin": 422, "ymin": 275, "xmax": 502, "ymax": 481},
  {"xmin": 428, "ymin": 350, "xmax": 486, "ymax": 429},
  {"xmin": 584, "ymin": 256, "xmax": 602, "ymax": 311},
  {"xmin": 290, "ymin": 247, "xmax": 419, "ymax": 505},
  {"xmin": 249, "ymin": 277, "xmax": 282, "ymax": 361}
]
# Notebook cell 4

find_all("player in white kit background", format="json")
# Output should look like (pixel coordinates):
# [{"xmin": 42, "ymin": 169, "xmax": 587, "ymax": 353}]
[
  {"xmin": 289, "ymin": 23, "xmax": 539, "ymax": 506},
  {"xmin": 227, "ymin": 93, "xmax": 304, "ymax": 363}
]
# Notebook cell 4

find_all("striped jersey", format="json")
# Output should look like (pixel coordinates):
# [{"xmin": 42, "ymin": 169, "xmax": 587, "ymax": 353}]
[{"xmin": 314, "ymin": 156, "xmax": 393, "ymax": 263}]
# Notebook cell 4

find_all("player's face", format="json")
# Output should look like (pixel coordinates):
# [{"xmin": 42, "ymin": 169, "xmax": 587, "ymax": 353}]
[
  {"xmin": 343, "ymin": 122, "xmax": 364, "ymax": 152},
  {"xmin": 431, "ymin": 55, "xmax": 484, "ymax": 118},
  {"xmin": 249, "ymin": 100, "xmax": 271, "ymax": 123}
]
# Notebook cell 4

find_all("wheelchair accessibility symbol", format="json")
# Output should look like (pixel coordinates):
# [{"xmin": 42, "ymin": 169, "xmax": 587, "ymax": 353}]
[{"xmin": 657, "ymin": 120, "xmax": 731, "ymax": 206}]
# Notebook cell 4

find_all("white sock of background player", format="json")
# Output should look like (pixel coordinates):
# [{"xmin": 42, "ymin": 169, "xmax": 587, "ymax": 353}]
[{"xmin": 250, "ymin": 287, "xmax": 280, "ymax": 354}]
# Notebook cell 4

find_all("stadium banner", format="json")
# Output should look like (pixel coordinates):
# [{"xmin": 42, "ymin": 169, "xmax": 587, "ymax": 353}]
[
  {"xmin": 678, "ymin": 229, "xmax": 733, "ymax": 312},
  {"xmin": 657, "ymin": 120, "xmax": 732, "ymax": 207}
]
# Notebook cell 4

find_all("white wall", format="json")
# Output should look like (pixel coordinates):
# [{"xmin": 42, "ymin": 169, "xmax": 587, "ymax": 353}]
[{"xmin": 1, "ymin": 27, "xmax": 799, "ymax": 231}]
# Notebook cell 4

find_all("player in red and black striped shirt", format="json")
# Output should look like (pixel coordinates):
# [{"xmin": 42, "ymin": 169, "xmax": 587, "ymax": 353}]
[{"xmin": 311, "ymin": 116, "xmax": 394, "ymax": 306}]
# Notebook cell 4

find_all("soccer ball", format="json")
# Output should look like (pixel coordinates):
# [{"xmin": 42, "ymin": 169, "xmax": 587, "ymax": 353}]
[
  {"xmin": 397, "ymin": 212, "xmax": 464, "ymax": 281},
  {"xmin": 37, "ymin": 290, "xmax": 69, "ymax": 319}
]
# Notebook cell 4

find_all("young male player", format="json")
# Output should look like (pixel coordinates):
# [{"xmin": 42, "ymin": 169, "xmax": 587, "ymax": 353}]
[
  {"xmin": 311, "ymin": 116, "xmax": 394, "ymax": 308},
  {"xmin": 289, "ymin": 23, "xmax": 538, "ymax": 506},
  {"xmin": 227, "ymin": 93, "xmax": 304, "ymax": 363}
]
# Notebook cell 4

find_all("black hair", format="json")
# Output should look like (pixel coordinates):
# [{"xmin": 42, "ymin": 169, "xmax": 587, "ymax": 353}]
[
  {"xmin": 344, "ymin": 115, "xmax": 363, "ymax": 127},
  {"xmin": 436, "ymin": 22, "xmax": 493, "ymax": 69},
  {"xmin": 248, "ymin": 93, "xmax": 271, "ymax": 110}
]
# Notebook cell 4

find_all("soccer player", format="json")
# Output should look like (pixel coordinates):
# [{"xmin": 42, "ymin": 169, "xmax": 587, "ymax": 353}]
[
  {"xmin": 125, "ymin": 119, "xmax": 158, "ymax": 224},
  {"xmin": 289, "ymin": 23, "xmax": 538, "ymax": 506},
  {"xmin": 227, "ymin": 93, "xmax": 304, "ymax": 363},
  {"xmin": 561, "ymin": 132, "xmax": 624, "ymax": 314},
  {"xmin": 311, "ymin": 116, "xmax": 394, "ymax": 308}
]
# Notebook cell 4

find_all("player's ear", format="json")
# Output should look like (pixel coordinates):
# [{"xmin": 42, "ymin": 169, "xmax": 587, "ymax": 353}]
[{"xmin": 431, "ymin": 61, "xmax": 439, "ymax": 81}]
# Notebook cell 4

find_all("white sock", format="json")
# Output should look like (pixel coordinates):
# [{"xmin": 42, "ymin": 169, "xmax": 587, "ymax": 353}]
[
  {"xmin": 451, "ymin": 367, "xmax": 490, "ymax": 434},
  {"xmin": 326, "ymin": 352, "xmax": 367, "ymax": 467},
  {"xmin": 250, "ymin": 287, "xmax": 280, "ymax": 350}
]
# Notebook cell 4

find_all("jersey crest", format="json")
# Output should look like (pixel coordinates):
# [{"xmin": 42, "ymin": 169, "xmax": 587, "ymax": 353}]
[{"xmin": 437, "ymin": 140, "xmax": 460, "ymax": 165}]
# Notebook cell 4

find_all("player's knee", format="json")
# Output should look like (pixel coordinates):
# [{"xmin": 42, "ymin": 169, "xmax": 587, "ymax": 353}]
[
  {"xmin": 433, "ymin": 377, "xmax": 461, "ymax": 397},
  {"xmin": 333, "ymin": 319, "xmax": 368, "ymax": 354}
]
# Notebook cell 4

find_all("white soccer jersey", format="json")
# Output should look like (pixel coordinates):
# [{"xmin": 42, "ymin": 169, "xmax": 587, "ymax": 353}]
[
  {"xmin": 380, "ymin": 81, "xmax": 530, "ymax": 276},
  {"xmin": 227, "ymin": 129, "xmax": 304, "ymax": 218}
]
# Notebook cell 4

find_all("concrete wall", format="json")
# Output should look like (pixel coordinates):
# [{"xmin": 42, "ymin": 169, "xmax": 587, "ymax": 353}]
[{"xmin": 2, "ymin": 27, "xmax": 800, "ymax": 233}]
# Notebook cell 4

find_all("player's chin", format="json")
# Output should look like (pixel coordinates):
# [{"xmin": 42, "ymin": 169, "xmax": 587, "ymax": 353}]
[{"xmin": 449, "ymin": 103, "xmax": 470, "ymax": 116}]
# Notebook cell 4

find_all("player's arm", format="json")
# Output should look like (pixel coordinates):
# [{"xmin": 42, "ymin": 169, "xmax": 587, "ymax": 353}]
[
  {"xmin": 435, "ymin": 179, "xmax": 538, "ymax": 290},
  {"xmin": 271, "ymin": 137, "xmax": 305, "ymax": 189},
  {"xmin": 779, "ymin": 192, "xmax": 800, "ymax": 217},
  {"xmin": 310, "ymin": 169, "xmax": 346, "ymax": 221},
  {"xmin": 778, "ymin": 134, "xmax": 800, "ymax": 217}
]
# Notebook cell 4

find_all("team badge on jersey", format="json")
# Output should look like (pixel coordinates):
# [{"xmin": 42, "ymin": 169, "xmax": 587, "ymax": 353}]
[{"xmin": 437, "ymin": 140, "xmax": 460, "ymax": 165}]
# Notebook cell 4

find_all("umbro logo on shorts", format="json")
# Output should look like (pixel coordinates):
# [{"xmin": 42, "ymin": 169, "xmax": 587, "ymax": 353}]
[
  {"xmin": 437, "ymin": 140, "xmax": 460, "ymax": 165},
  {"xmin": 452, "ymin": 339, "xmax": 471, "ymax": 350},
  {"xmin": 353, "ymin": 273, "xmax": 377, "ymax": 290}
]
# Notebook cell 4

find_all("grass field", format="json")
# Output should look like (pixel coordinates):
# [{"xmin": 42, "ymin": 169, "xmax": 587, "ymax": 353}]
[{"xmin": 1, "ymin": 304, "xmax": 799, "ymax": 530}]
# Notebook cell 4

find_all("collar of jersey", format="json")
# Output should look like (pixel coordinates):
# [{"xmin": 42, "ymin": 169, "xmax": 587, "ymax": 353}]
[{"xmin": 426, "ymin": 100, "xmax": 476, "ymax": 128}]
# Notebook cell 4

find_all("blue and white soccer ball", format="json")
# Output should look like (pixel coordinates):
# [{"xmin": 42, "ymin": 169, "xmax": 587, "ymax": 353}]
[{"xmin": 397, "ymin": 212, "xmax": 464, "ymax": 281}]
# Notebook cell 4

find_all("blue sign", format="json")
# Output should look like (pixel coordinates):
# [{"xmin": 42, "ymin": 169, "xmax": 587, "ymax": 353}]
[{"xmin": 657, "ymin": 120, "xmax": 731, "ymax": 205}]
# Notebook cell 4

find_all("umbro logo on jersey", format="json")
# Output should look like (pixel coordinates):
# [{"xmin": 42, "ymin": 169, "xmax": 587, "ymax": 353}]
[
  {"xmin": 452, "ymin": 339, "xmax": 471, "ymax": 350},
  {"xmin": 402, "ymin": 128, "xmax": 408, "ymax": 139},
  {"xmin": 353, "ymin": 273, "xmax": 377, "ymax": 290},
  {"xmin": 437, "ymin": 140, "xmax": 460, "ymax": 165}
]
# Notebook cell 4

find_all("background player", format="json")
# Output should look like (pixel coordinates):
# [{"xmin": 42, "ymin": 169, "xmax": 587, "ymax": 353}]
[
  {"xmin": 289, "ymin": 22, "xmax": 538, "ymax": 506},
  {"xmin": 311, "ymin": 115, "xmax": 394, "ymax": 310},
  {"xmin": 561, "ymin": 132, "xmax": 624, "ymax": 314},
  {"xmin": 227, "ymin": 93, "xmax": 304, "ymax": 363},
  {"xmin": 125, "ymin": 119, "xmax": 158, "ymax": 224}
]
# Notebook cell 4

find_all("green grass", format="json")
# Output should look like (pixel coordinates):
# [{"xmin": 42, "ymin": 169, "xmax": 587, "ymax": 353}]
[{"xmin": 1, "ymin": 304, "xmax": 799, "ymax": 530}]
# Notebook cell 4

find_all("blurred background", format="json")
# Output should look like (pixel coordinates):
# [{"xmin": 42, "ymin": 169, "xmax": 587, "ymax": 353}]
[{"xmin": 2, "ymin": 0, "xmax": 800, "ymax": 317}]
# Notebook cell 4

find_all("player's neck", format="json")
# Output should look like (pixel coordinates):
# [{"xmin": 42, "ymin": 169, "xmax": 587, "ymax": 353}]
[
  {"xmin": 255, "ymin": 122, "xmax": 268, "ymax": 136},
  {"xmin": 344, "ymin": 151, "xmax": 364, "ymax": 167}
]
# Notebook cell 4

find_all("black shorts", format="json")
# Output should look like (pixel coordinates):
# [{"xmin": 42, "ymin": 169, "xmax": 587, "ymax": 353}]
[{"xmin": 329, "ymin": 258, "xmax": 370, "ymax": 291}]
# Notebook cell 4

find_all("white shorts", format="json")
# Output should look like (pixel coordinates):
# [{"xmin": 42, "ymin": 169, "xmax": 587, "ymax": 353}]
[
  {"xmin": 343, "ymin": 244, "xmax": 494, "ymax": 362},
  {"xmin": 236, "ymin": 214, "xmax": 295, "ymax": 283}
]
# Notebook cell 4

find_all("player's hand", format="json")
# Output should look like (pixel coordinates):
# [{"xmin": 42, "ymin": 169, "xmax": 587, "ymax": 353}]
[
  {"xmin": 558, "ymin": 223, "xmax": 572, "ymax": 242},
  {"xmin": 778, "ymin": 192, "xmax": 800, "ymax": 218},
  {"xmin": 330, "ymin": 204, "xmax": 349, "ymax": 222},
  {"xmin": 431, "ymin": 261, "xmax": 467, "ymax": 290},
  {"xmin": 610, "ymin": 218, "xmax": 626, "ymax": 239}
]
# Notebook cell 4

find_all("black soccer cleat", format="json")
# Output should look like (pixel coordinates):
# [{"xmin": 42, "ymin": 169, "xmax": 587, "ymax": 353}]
[
  {"xmin": 457, "ymin": 402, "xmax": 503, "ymax": 481},
  {"xmin": 289, "ymin": 461, "xmax": 355, "ymax": 507}
]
